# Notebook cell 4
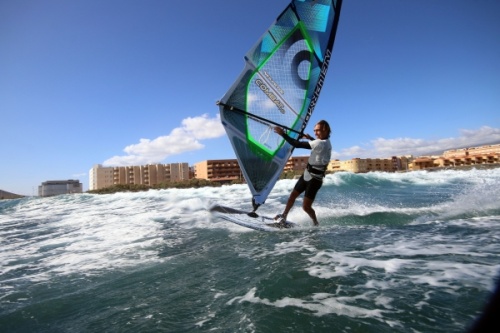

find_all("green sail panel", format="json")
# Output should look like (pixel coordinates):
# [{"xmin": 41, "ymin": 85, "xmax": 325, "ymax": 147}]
[{"xmin": 219, "ymin": 0, "xmax": 343, "ymax": 208}]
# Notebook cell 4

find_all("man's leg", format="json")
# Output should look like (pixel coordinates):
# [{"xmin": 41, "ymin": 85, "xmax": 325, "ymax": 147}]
[
  {"xmin": 281, "ymin": 189, "xmax": 300, "ymax": 219},
  {"xmin": 302, "ymin": 177, "xmax": 323, "ymax": 226},
  {"xmin": 277, "ymin": 176, "xmax": 306, "ymax": 222},
  {"xmin": 302, "ymin": 197, "xmax": 319, "ymax": 226}
]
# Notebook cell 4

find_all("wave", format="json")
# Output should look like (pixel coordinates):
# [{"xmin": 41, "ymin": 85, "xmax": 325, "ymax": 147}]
[
  {"xmin": 307, "ymin": 168, "xmax": 500, "ymax": 226},
  {"xmin": 0, "ymin": 168, "xmax": 498, "ymax": 231},
  {"xmin": 1, "ymin": 168, "xmax": 499, "ymax": 308},
  {"xmin": 2, "ymin": 168, "xmax": 499, "ymax": 230},
  {"xmin": 324, "ymin": 167, "xmax": 500, "ymax": 187}
]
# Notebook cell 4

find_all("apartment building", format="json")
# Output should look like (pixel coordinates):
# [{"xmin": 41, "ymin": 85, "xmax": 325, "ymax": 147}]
[
  {"xmin": 39, "ymin": 180, "xmax": 83, "ymax": 197},
  {"xmin": 89, "ymin": 163, "xmax": 190, "ymax": 190},
  {"xmin": 194, "ymin": 159, "xmax": 242, "ymax": 182},
  {"xmin": 284, "ymin": 156, "xmax": 309, "ymax": 172},
  {"xmin": 329, "ymin": 144, "xmax": 498, "ymax": 173},
  {"xmin": 331, "ymin": 156, "xmax": 411, "ymax": 173},
  {"xmin": 89, "ymin": 164, "xmax": 115, "ymax": 190},
  {"xmin": 194, "ymin": 156, "xmax": 312, "ymax": 182},
  {"xmin": 412, "ymin": 144, "xmax": 500, "ymax": 170}
]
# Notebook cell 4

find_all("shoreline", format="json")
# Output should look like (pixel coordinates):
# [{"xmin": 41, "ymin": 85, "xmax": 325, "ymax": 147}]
[
  {"xmin": 401, "ymin": 163, "xmax": 500, "ymax": 173},
  {"xmin": 3, "ymin": 163, "xmax": 499, "ymax": 199}
]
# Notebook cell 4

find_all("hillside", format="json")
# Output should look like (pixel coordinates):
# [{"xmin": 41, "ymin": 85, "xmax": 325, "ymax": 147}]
[{"xmin": 0, "ymin": 190, "xmax": 24, "ymax": 200}]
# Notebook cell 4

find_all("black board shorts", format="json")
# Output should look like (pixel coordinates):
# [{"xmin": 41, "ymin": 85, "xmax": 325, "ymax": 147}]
[{"xmin": 293, "ymin": 174, "xmax": 323, "ymax": 200}]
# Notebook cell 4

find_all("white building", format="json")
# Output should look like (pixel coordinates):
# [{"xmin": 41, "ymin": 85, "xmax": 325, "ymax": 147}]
[
  {"xmin": 38, "ymin": 180, "xmax": 83, "ymax": 197},
  {"xmin": 89, "ymin": 163, "xmax": 191, "ymax": 190}
]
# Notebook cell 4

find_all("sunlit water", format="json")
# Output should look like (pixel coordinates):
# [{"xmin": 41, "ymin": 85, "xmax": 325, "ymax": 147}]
[{"xmin": 1, "ymin": 168, "xmax": 500, "ymax": 332}]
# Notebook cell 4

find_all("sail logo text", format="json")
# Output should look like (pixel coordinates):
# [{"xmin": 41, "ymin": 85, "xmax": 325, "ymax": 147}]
[
  {"xmin": 255, "ymin": 79, "xmax": 285, "ymax": 114},
  {"xmin": 263, "ymin": 71, "xmax": 284, "ymax": 95},
  {"xmin": 307, "ymin": 48, "xmax": 331, "ymax": 118}
]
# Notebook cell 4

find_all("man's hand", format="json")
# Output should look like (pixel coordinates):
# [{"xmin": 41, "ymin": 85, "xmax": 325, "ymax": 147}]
[
  {"xmin": 301, "ymin": 133, "xmax": 314, "ymax": 140},
  {"xmin": 274, "ymin": 127, "xmax": 285, "ymax": 136}
]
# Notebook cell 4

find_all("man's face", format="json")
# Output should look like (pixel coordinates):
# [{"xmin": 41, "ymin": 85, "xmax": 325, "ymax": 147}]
[{"xmin": 313, "ymin": 124, "xmax": 328, "ymax": 140}]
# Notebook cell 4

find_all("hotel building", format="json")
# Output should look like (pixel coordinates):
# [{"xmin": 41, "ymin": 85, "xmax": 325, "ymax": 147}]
[
  {"xmin": 194, "ymin": 156, "xmax": 311, "ymax": 182},
  {"xmin": 284, "ymin": 156, "xmax": 309, "ymax": 172},
  {"xmin": 411, "ymin": 144, "xmax": 500, "ymax": 170},
  {"xmin": 194, "ymin": 159, "xmax": 242, "ymax": 182},
  {"xmin": 329, "ymin": 156, "xmax": 411, "ymax": 173},
  {"xmin": 329, "ymin": 144, "xmax": 499, "ymax": 173},
  {"xmin": 39, "ymin": 180, "xmax": 83, "ymax": 197},
  {"xmin": 89, "ymin": 163, "xmax": 190, "ymax": 190}
]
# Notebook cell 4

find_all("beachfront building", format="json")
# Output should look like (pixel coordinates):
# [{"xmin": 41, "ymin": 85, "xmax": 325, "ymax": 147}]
[
  {"xmin": 440, "ymin": 144, "xmax": 500, "ymax": 166},
  {"xmin": 38, "ymin": 180, "xmax": 83, "ymax": 197},
  {"xmin": 194, "ymin": 156, "xmax": 313, "ymax": 183},
  {"xmin": 194, "ymin": 159, "xmax": 242, "ymax": 183},
  {"xmin": 327, "ymin": 159, "xmax": 341, "ymax": 173},
  {"xmin": 89, "ymin": 164, "xmax": 115, "ymax": 190},
  {"xmin": 331, "ymin": 156, "xmax": 411, "ymax": 173},
  {"xmin": 89, "ymin": 163, "xmax": 190, "ymax": 190},
  {"xmin": 411, "ymin": 144, "xmax": 500, "ymax": 170},
  {"xmin": 411, "ymin": 157, "xmax": 438, "ymax": 170},
  {"xmin": 284, "ymin": 156, "xmax": 309, "ymax": 172}
]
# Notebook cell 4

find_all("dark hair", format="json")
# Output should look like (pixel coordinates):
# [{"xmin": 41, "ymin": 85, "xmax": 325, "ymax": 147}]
[{"xmin": 317, "ymin": 120, "xmax": 331, "ymax": 138}]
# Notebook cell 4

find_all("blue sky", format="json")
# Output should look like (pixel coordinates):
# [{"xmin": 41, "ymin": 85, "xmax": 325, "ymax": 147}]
[{"xmin": 1, "ymin": 0, "xmax": 499, "ymax": 195}]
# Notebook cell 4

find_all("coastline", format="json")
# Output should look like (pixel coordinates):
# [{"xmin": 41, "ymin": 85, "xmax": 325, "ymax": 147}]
[
  {"xmin": 400, "ymin": 162, "xmax": 500, "ymax": 173},
  {"xmin": 3, "ymin": 163, "xmax": 499, "ymax": 199}
]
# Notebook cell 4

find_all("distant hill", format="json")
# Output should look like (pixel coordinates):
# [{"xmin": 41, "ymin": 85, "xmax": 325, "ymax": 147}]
[{"xmin": 0, "ymin": 190, "xmax": 24, "ymax": 200}]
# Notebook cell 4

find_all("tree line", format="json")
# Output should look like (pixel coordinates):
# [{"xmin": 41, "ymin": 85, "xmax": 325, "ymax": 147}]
[{"xmin": 87, "ymin": 171, "xmax": 302, "ymax": 195}]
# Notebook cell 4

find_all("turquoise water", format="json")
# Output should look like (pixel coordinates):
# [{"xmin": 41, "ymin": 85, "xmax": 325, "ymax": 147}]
[{"xmin": 1, "ymin": 168, "xmax": 500, "ymax": 332}]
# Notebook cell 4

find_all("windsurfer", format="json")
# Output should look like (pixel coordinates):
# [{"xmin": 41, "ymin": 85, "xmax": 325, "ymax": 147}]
[{"xmin": 273, "ymin": 120, "xmax": 332, "ymax": 226}]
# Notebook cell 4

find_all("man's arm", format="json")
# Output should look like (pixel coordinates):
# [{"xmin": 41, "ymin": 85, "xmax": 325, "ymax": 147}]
[{"xmin": 274, "ymin": 127, "xmax": 311, "ymax": 149}]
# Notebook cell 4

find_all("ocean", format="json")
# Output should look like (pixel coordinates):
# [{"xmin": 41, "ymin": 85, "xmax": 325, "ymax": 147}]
[{"xmin": 1, "ymin": 168, "xmax": 500, "ymax": 332}]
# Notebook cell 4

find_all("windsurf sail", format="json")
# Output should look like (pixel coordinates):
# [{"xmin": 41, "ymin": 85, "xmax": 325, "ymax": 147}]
[{"xmin": 218, "ymin": 0, "xmax": 343, "ymax": 211}]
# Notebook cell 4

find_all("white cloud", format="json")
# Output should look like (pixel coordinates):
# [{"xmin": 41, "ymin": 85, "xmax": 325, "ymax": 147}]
[
  {"xmin": 103, "ymin": 114, "xmax": 225, "ymax": 166},
  {"xmin": 332, "ymin": 145, "xmax": 367, "ymax": 159},
  {"xmin": 335, "ymin": 126, "xmax": 500, "ymax": 159},
  {"xmin": 105, "ymin": 122, "xmax": 499, "ymax": 167},
  {"xmin": 181, "ymin": 115, "xmax": 225, "ymax": 140}
]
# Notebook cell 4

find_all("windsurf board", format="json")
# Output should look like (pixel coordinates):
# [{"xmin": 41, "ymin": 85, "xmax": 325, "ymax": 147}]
[{"xmin": 209, "ymin": 204, "xmax": 296, "ymax": 232}]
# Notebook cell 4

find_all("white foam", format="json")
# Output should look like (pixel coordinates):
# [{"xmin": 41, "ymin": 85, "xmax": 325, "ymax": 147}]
[
  {"xmin": 302, "ymin": 240, "xmax": 500, "ymax": 292},
  {"xmin": 2, "ymin": 168, "xmax": 500, "ymax": 304},
  {"xmin": 306, "ymin": 250, "xmax": 413, "ymax": 279},
  {"xmin": 227, "ymin": 287, "xmax": 397, "ymax": 321},
  {"xmin": 0, "ymin": 193, "xmax": 170, "ymax": 285},
  {"xmin": 352, "ymin": 168, "xmax": 500, "ymax": 186}
]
